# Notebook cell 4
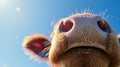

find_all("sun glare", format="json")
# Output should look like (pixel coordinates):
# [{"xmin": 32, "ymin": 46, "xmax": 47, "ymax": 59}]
[{"xmin": 0, "ymin": 0, "xmax": 8, "ymax": 8}]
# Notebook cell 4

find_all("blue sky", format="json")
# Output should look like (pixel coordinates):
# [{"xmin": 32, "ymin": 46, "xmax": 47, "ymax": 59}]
[{"xmin": 0, "ymin": 0, "xmax": 120, "ymax": 67}]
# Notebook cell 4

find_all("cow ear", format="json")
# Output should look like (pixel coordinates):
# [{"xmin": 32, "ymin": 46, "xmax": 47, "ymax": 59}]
[
  {"xmin": 118, "ymin": 34, "xmax": 120, "ymax": 43},
  {"xmin": 22, "ymin": 34, "xmax": 51, "ymax": 62}
]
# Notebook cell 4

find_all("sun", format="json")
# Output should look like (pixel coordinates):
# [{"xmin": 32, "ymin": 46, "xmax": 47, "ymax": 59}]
[{"xmin": 16, "ymin": 7, "xmax": 21, "ymax": 12}]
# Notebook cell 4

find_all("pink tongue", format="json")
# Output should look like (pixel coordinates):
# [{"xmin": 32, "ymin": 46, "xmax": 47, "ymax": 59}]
[{"xmin": 60, "ymin": 20, "xmax": 73, "ymax": 32}]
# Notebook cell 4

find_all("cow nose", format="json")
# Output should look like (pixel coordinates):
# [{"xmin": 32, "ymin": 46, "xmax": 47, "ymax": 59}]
[{"xmin": 59, "ymin": 20, "xmax": 73, "ymax": 32}]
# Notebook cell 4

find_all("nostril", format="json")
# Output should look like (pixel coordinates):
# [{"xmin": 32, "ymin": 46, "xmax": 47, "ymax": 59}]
[
  {"xmin": 59, "ymin": 20, "xmax": 73, "ymax": 32},
  {"xmin": 97, "ymin": 20, "xmax": 106, "ymax": 31},
  {"xmin": 97, "ymin": 20, "xmax": 111, "ymax": 33}
]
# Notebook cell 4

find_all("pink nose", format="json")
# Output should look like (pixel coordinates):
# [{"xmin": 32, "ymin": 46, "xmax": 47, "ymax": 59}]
[{"xmin": 59, "ymin": 18, "xmax": 111, "ymax": 34}]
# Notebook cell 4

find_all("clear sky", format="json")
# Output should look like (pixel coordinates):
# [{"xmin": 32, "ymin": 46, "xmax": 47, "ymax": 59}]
[{"xmin": 0, "ymin": 0, "xmax": 120, "ymax": 67}]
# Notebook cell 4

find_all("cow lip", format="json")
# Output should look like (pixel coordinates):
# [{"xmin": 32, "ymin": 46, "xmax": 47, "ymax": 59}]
[
  {"xmin": 59, "ymin": 42, "xmax": 108, "ymax": 57},
  {"xmin": 63, "ymin": 46, "xmax": 107, "ymax": 55}
]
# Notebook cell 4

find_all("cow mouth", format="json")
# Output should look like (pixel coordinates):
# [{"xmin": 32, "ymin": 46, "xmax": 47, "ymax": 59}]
[
  {"xmin": 49, "ymin": 40, "xmax": 108, "ymax": 63},
  {"xmin": 65, "ymin": 46, "xmax": 106, "ymax": 54},
  {"xmin": 59, "ymin": 46, "xmax": 108, "ymax": 59},
  {"xmin": 57, "ymin": 46, "xmax": 110, "ymax": 67}
]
